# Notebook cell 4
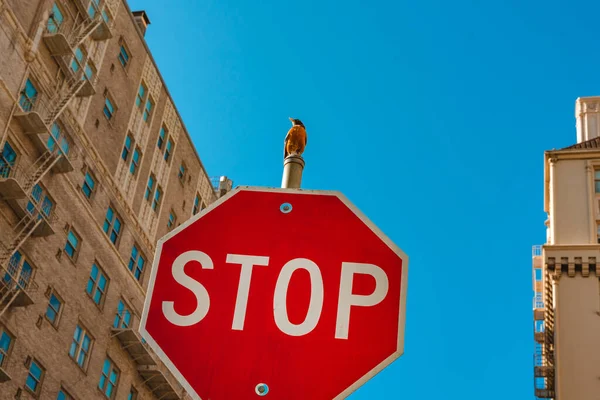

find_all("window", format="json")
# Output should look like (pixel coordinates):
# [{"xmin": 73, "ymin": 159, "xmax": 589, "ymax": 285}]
[
  {"xmin": 25, "ymin": 359, "xmax": 44, "ymax": 395},
  {"xmin": 128, "ymin": 245, "xmax": 145, "ymax": 281},
  {"xmin": 98, "ymin": 358, "xmax": 119, "ymax": 399},
  {"xmin": 47, "ymin": 121, "xmax": 69, "ymax": 156},
  {"xmin": 64, "ymin": 228, "xmax": 80, "ymax": 260},
  {"xmin": 128, "ymin": 387, "xmax": 138, "ymax": 400},
  {"xmin": 5, "ymin": 250, "xmax": 33, "ymax": 290},
  {"xmin": 47, "ymin": 2, "xmax": 64, "ymax": 33},
  {"xmin": 129, "ymin": 147, "xmax": 141, "ymax": 175},
  {"xmin": 57, "ymin": 388, "xmax": 74, "ymax": 400},
  {"xmin": 88, "ymin": 0, "xmax": 99, "ymax": 18},
  {"xmin": 0, "ymin": 327, "xmax": 13, "ymax": 368},
  {"xmin": 69, "ymin": 324, "xmax": 93, "ymax": 369},
  {"xmin": 26, "ymin": 183, "xmax": 53, "ymax": 218},
  {"xmin": 144, "ymin": 175, "xmax": 154, "ymax": 201},
  {"xmin": 152, "ymin": 186, "xmax": 162, "ymax": 212},
  {"xmin": 113, "ymin": 299, "xmax": 132, "ymax": 329},
  {"xmin": 86, "ymin": 263, "xmax": 108, "ymax": 306},
  {"xmin": 595, "ymin": 170, "xmax": 600, "ymax": 193},
  {"xmin": 101, "ymin": 8, "xmax": 111, "ymax": 24},
  {"xmin": 157, "ymin": 126, "xmax": 166, "ymax": 149},
  {"xmin": 164, "ymin": 138, "xmax": 174, "ymax": 162},
  {"xmin": 122, "ymin": 134, "xmax": 132, "ymax": 161},
  {"xmin": 71, "ymin": 46, "xmax": 84, "ymax": 73},
  {"xmin": 103, "ymin": 206, "xmax": 122, "ymax": 245},
  {"xmin": 103, "ymin": 95, "xmax": 115, "ymax": 120},
  {"xmin": 0, "ymin": 141, "xmax": 17, "ymax": 178},
  {"xmin": 82, "ymin": 171, "xmax": 96, "ymax": 198},
  {"xmin": 45, "ymin": 290, "xmax": 63, "ymax": 327},
  {"xmin": 84, "ymin": 60, "xmax": 95, "ymax": 81},
  {"xmin": 143, "ymin": 97, "xmax": 153, "ymax": 122},
  {"xmin": 19, "ymin": 78, "xmax": 38, "ymax": 111},
  {"xmin": 168, "ymin": 210, "xmax": 176, "ymax": 229},
  {"xmin": 193, "ymin": 194, "xmax": 201, "ymax": 215},
  {"xmin": 136, "ymin": 84, "xmax": 146, "ymax": 108},
  {"xmin": 117, "ymin": 45, "xmax": 130, "ymax": 68},
  {"xmin": 178, "ymin": 163, "xmax": 185, "ymax": 182}
]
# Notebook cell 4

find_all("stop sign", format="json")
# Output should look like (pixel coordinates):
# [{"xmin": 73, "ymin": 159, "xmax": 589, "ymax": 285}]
[{"xmin": 140, "ymin": 187, "xmax": 408, "ymax": 400}]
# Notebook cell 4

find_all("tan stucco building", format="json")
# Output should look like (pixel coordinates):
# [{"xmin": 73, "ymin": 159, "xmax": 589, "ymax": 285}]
[
  {"xmin": 533, "ymin": 97, "xmax": 600, "ymax": 399},
  {"xmin": 0, "ymin": 0, "xmax": 231, "ymax": 399}
]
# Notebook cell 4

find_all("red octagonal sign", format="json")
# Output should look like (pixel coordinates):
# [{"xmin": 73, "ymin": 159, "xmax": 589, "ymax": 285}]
[{"xmin": 140, "ymin": 187, "xmax": 408, "ymax": 400}]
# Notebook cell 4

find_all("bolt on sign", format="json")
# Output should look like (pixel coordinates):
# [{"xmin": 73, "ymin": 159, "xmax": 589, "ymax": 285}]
[{"xmin": 140, "ymin": 187, "xmax": 408, "ymax": 400}]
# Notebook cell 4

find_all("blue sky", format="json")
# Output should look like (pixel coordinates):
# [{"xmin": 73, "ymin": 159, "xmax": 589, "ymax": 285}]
[{"xmin": 128, "ymin": 0, "xmax": 596, "ymax": 398}]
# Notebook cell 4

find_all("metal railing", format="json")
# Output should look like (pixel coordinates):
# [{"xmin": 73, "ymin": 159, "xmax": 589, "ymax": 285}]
[
  {"xmin": 0, "ymin": 163, "xmax": 27, "ymax": 185},
  {"xmin": 4, "ymin": 255, "xmax": 33, "ymax": 291},
  {"xmin": 17, "ymin": 92, "xmax": 51, "ymax": 121}
]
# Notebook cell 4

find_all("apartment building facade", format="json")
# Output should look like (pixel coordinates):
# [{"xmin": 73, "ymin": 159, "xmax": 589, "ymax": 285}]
[
  {"xmin": 533, "ymin": 97, "xmax": 600, "ymax": 400},
  {"xmin": 0, "ymin": 0, "xmax": 229, "ymax": 399}
]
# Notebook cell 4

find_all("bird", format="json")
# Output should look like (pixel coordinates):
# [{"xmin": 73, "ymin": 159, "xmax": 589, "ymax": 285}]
[{"xmin": 284, "ymin": 118, "xmax": 307, "ymax": 159}]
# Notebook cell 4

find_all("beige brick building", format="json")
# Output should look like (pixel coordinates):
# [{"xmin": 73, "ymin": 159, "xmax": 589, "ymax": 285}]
[
  {"xmin": 0, "ymin": 1, "xmax": 231, "ymax": 399},
  {"xmin": 533, "ymin": 97, "xmax": 600, "ymax": 400}
]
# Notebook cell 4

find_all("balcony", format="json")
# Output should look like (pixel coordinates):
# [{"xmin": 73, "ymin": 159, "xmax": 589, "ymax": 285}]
[
  {"xmin": 14, "ymin": 95, "xmax": 50, "ymax": 135},
  {"xmin": 0, "ymin": 254, "xmax": 36, "ymax": 309},
  {"xmin": 111, "ymin": 328, "xmax": 156, "ymax": 366},
  {"xmin": 5, "ymin": 197, "xmax": 56, "ymax": 238},
  {"xmin": 0, "ymin": 164, "xmax": 28, "ymax": 200},
  {"xmin": 73, "ymin": 0, "xmax": 112, "ymax": 41},
  {"xmin": 43, "ymin": 17, "xmax": 74, "ymax": 56},
  {"xmin": 55, "ymin": 57, "xmax": 96, "ymax": 98},
  {"xmin": 138, "ymin": 365, "xmax": 183, "ymax": 400},
  {"xmin": 28, "ymin": 133, "xmax": 74, "ymax": 174}
]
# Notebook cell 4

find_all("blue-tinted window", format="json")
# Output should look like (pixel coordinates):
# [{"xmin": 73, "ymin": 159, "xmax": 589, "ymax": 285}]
[
  {"xmin": 121, "ymin": 135, "xmax": 132, "ymax": 161},
  {"xmin": 157, "ymin": 126, "xmax": 166, "ymax": 149},
  {"xmin": 128, "ymin": 387, "xmax": 138, "ymax": 400},
  {"xmin": 103, "ymin": 206, "xmax": 121, "ymax": 245},
  {"xmin": 88, "ymin": 0, "xmax": 99, "ymax": 18},
  {"xmin": 103, "ymin": 97, "xmax": 115, "ymax": 120},
  {"xmin": 25, "ymin": 359, "xmax": 44, "ymax": 394},
  {"xmin": 152, "ymin": 186, "xmax": 161, "ymax": 212},
  {"xmin": 0, "ymin": 141, "xmax": 17, "ymax": 178},
  {"xmin": 136, "ymin": 84, "xmax": 145, "ymax": 108},
  {"xmin": 47, "ymin": 3, "xmax": 64, "ymax": 33},
  {"xmin": 143, "ymin": 98, "xmax": 153, "ymax": 122},
  {"xmin": 45, "ymin": 292, "xmax": 62, "ymax": 325},
  {"xmin": 113, "ymin": 299, "xmax": 132, "ymax": 329},
  {"xmin": 164, "ymin": 139, "xmax": 173, "ymax": 162},
  {"xmin": 98, "ymin": 358, "xmax": 119, "ymax": 398},
  {"xmin": 86, "ymin": 263, "xmax": 108, "ymax": 305},
  {"xmin": 128, "ymin": 245, "xmax": 145, "ymax": 281},
  {"xmin": 144, "ymin": 175, "xmax": 154, "ymax": 201},
  {"xmin": 118, "ymin": 45, "xmax": 129, "ymax": 67},
  {"xmin": 65, "ymin": 229, "xmax": 80, "ymax": 259},
  {"xmin": 0, "ymin": 329, "xmax": 12, "ymax": 367},
  {"xmin": 19, "ymin": 79, "xmax": 37, "ymax": 111},
  {"xmin": 57, "ymin": 389, "xmax": 73, "ymax": 400},
  {"xmin": 69, "ymin": 324, "xmax": 92, "ymax": 368},
  {"xmin": 71, "ymin": 47, "xmax": 83, "ymax": 73},
  {"xmin": 129, "ymin": 148, "xmax": 140, "ymax": 175},
  {"xmin": 168, "ymin": 211, "xmax": 176, "ymax": 229},
  {"xmin": 82, "ymin": 172, "xmax": 95, "ymax": 198}
]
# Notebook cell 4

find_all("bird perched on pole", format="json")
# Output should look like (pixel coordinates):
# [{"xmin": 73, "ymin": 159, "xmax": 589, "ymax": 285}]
[{"xmin": 284, "ymin": 118, "xmax": 307, "ymax": 159}]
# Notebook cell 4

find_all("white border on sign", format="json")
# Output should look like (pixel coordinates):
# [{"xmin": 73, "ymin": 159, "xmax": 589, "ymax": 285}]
[{"xmin": 138, "ymin": 186, "xmax": 409, "ymax": 400}]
